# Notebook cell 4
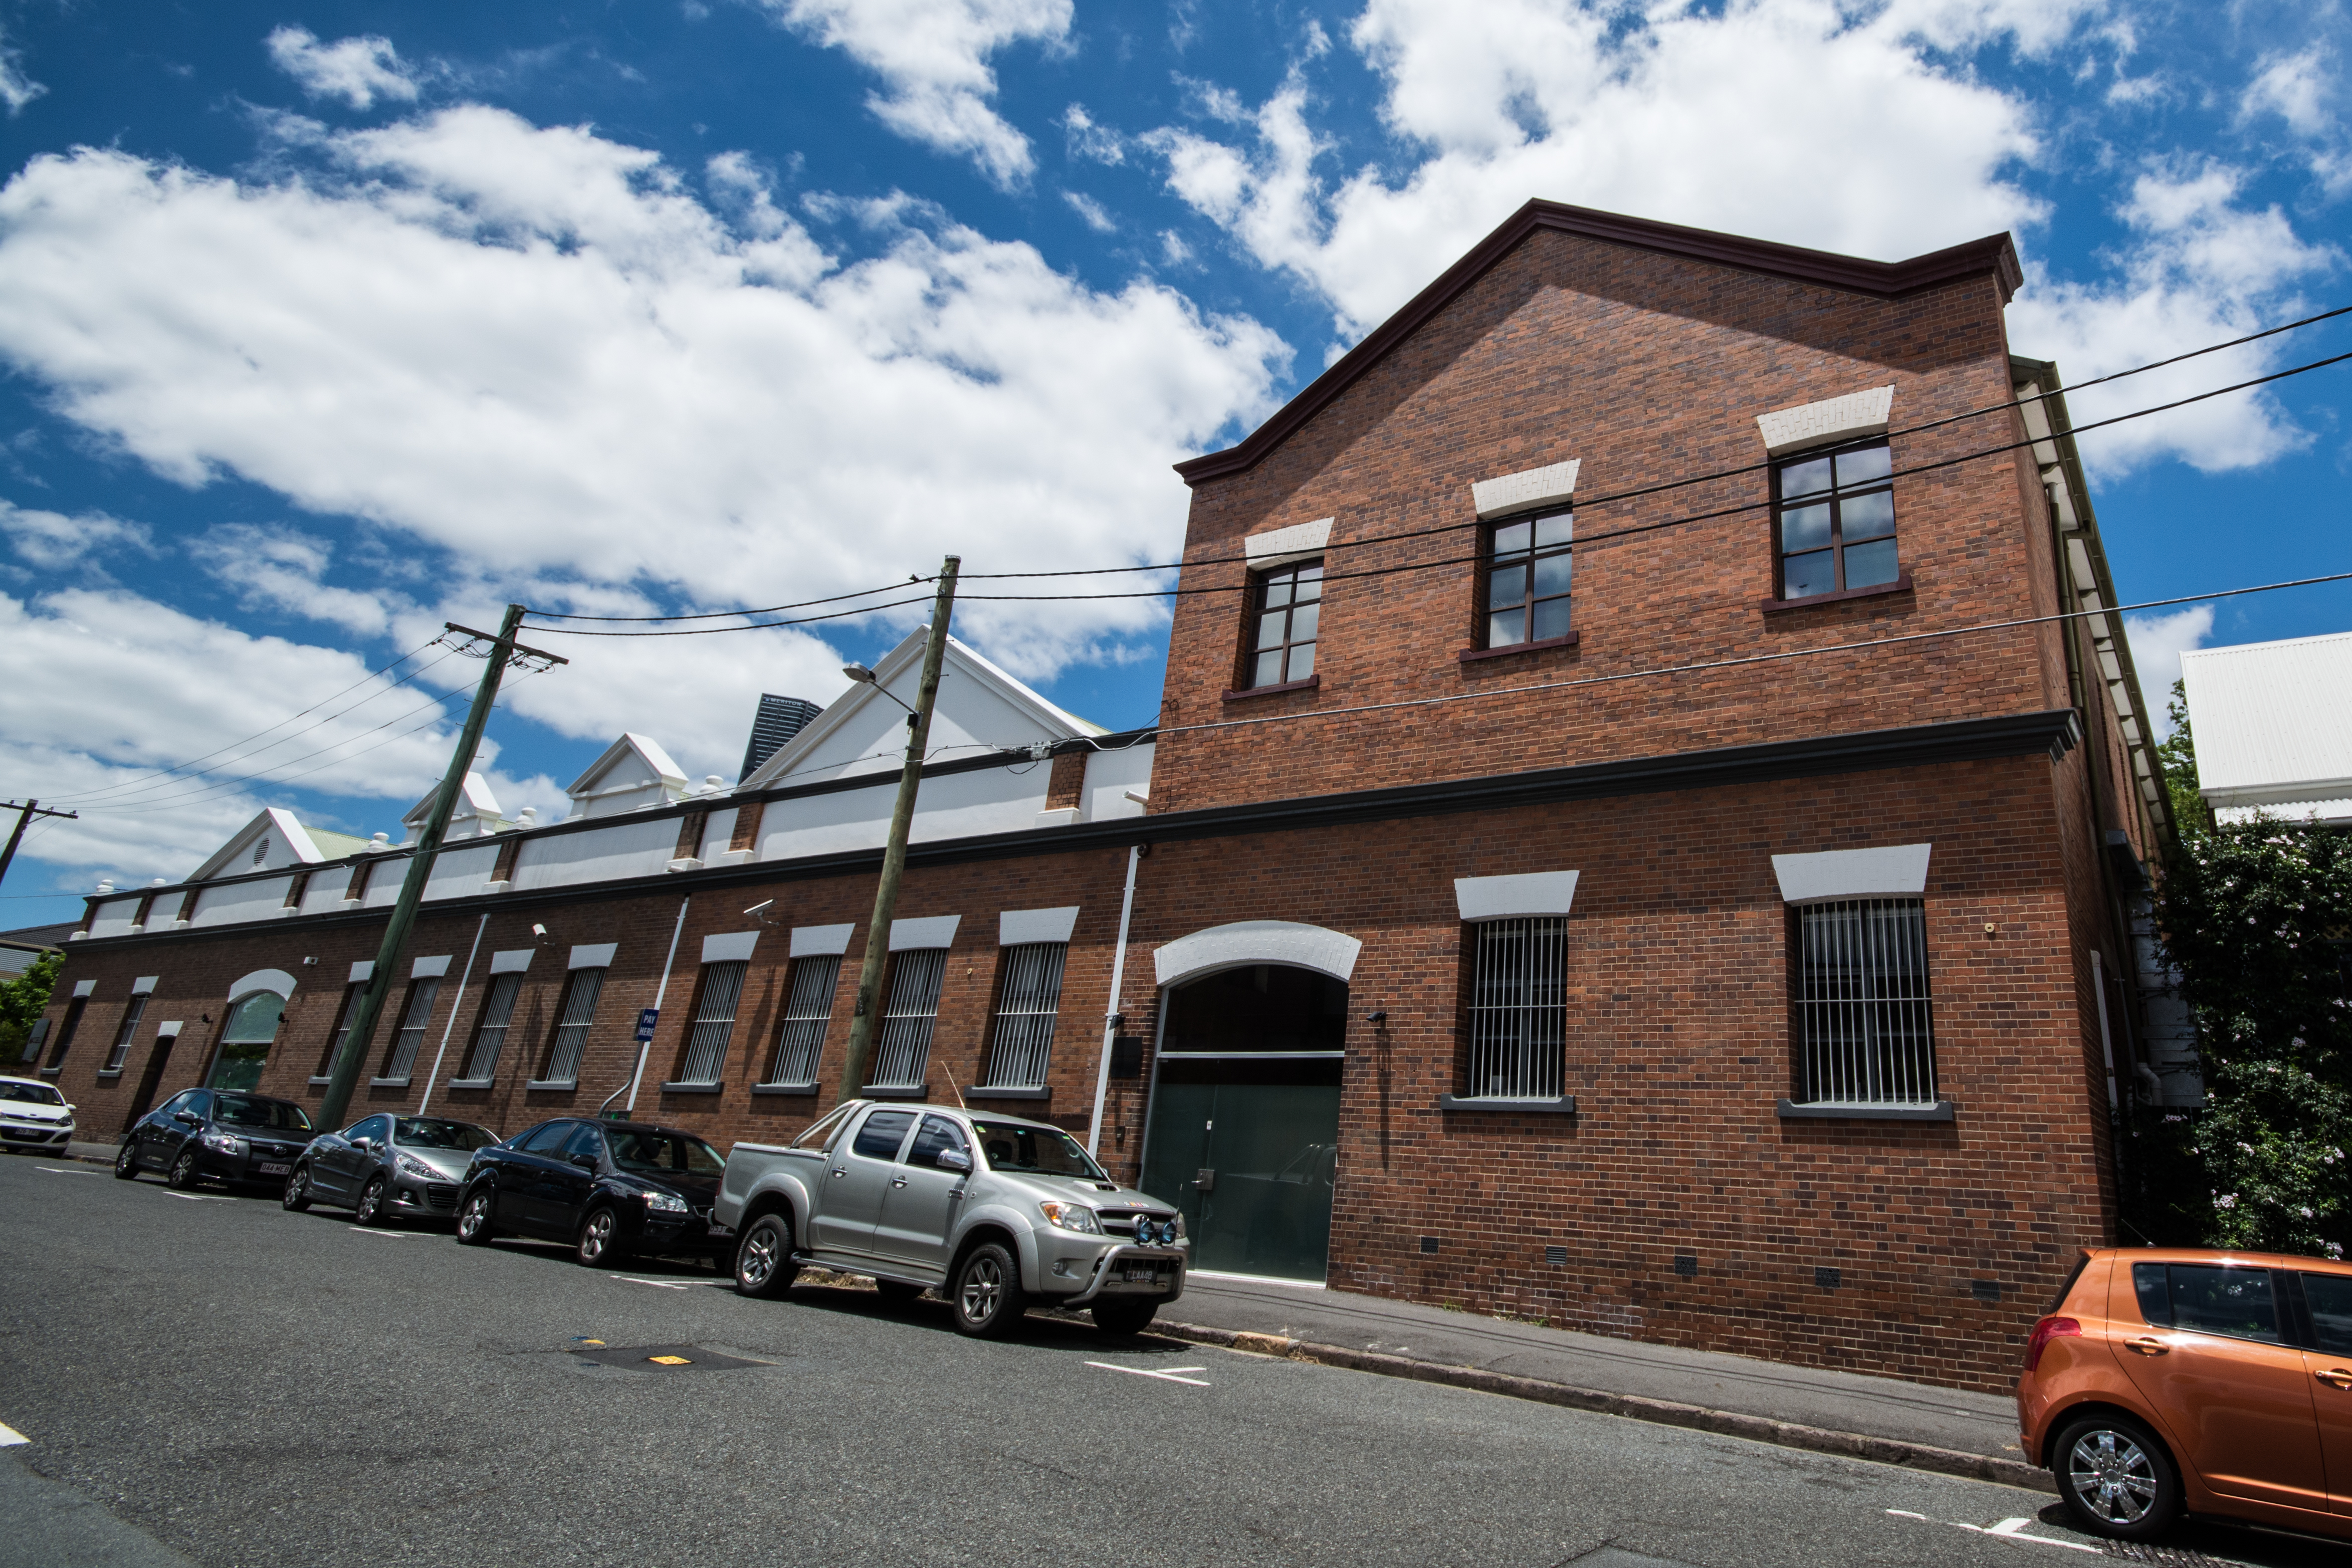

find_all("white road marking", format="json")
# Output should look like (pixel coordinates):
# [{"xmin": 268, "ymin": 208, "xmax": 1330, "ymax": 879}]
[
  {"xmin": 1884, "ymin": 1509, "xmax": 2100, "ymax": 1555},
  {"xmin": 34, "ymin": 1165, "xmax": 98, "ymax": 1175},
  {"xmin": 347, "ymin": 1227, "xmax": 412, "ymax": 1238},
  {"xmin": 613, "ymin": 1275, "xmax": 691, "ymax": 1290},
  {"xmin": 165, "ymin": 1192, "xmax": 234, "ymax": 1202},
  {"xmin": 0, "ymin": 1421, "xmax": 27, "ymax": 1447},
  {"xmin": 1086, "ymin": 1361, "xmax": 1210, "ymax": 1387}
]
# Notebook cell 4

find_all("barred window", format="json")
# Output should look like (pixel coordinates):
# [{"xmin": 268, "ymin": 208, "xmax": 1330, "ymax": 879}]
[
  {"xmin": 103, "ymin": 994, "xmax": 151, "ymax": 1073},
  {"xmin": 870, "ymin": 949, "xmax": 948, "ymax": 1089},
  {"xmin": 380, "ymin": 980, "xmax": 440, "ymax": 1081},
  {"xmin": 764, "ymin": 955, "xmax": 839, "ymax": 1088},
  {"xmin": 461, "ymin": 973, "xmax": 523, "ymax": 1081},
  {"xmin": 675, "ymin": 961, "xmax": 747, "ymax": 1085},
  {"xmin": 982, "ymin": 943, "xmax": 1067, "ymax": 1090},
  {"xmin": 540, "ymin": 968, "xmax": 604, "ymax": 1084},
  {"xmin": 316, "ymin": 982, "xmax": 366, "ymax": 1079},
  {"xmin": 1775, "ymin": 440, "xmax": 1897, "ymax": 600},
  {"xmin": 42, "ymin": 997, "xmax": 85, "ymax": 1070},
  {"xmin": 1465, "ymin": 918, "xmax": 1567, "ymax": 1099},
  {"xmin": 1792, "ymin": 899, "xmax": 1936, "ymax": 1104}
]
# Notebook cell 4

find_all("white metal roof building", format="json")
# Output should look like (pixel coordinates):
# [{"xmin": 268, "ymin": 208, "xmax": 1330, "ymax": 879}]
[{"xmin": 2180, "ymin": 629, "xmax": 2352, "ymax": 826}]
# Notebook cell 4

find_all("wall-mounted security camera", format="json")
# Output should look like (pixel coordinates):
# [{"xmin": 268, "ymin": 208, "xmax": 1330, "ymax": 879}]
[{"xmin": 531, "ymin": 923, "xmax": 550, "ymax": 941}]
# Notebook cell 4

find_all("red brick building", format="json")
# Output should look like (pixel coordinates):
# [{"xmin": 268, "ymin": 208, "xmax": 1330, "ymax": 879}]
[{"xmin": 27, "ymin": 202, "xmax": 2177, "ymax": 1392}]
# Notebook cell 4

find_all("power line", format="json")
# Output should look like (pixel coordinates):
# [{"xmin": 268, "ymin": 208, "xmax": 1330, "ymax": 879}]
[
  {"xmin": 958, "ymin": 300, "xmax": 2352, "ymax": 583},
  {"xmin": 522, "ymin": 576, "xmax": 934, "ymax": 625},
  {"xmin": 520, "ymin": 591, "xmax": 940, "ymax": 638},
  {"xmin": 1116, "ymin": 569, "xmax": 2352, "ymax": 744}
]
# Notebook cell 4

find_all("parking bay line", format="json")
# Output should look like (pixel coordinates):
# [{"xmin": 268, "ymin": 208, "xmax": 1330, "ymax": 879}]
[
  {"xmin": 0, "ymin": 1420, "xmax": 26, "ymax": 1447},
  {"xmin": 1086, "ymin": 1361, "xmax": 1210, "ymax": 1387},
  {"xmin": 347, "ymin": 1227, "xmax": 413, "ymax": 1238},
  {"xmin": 164, "ymin": 1192, "xmax": 235, "ymax": 1202},
  {"xmin": 1884, "ymin": 1510, "xmax": 2099, "ymax": 1555},
  {"xmin": 612, "ymin": 1275, "xmax": 692, "ymax": 1290},
  {"xmin": 33, "ymin": 1165, "xmax": 99, "ymax": 1175}
]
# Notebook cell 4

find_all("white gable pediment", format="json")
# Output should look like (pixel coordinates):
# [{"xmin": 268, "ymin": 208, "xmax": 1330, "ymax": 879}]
[
  {"xmin": 740, "ymin": 633, "xmax": 1104, "ymax": 790},
  {"xmin": 566, "ymin": 733, "xmax": 689, "ymax": 819},
  {"xmin": 190, "ymin": 808, "xmax": 333, "ymax": 882},
  {"xmin": 404, "ymin": 772, "xmax": 504, "ymax": 832}
]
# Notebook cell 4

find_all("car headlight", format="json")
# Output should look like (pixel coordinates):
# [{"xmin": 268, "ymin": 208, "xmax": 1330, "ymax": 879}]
[
  {"xmin": 201, "ymin": 1131, "xmax": 244, "ymax": 1155},
  {"xmin": 1038, "ymin": 1201, "xmax": 1100, "ymax": 1234},
  {"xmin": 394, "ymin": 1154, "xmax": 439, "ymax": 1180},
  {"xmin": 643, "ymin": 1190, "xmax": 689, "ymax": 1215}
]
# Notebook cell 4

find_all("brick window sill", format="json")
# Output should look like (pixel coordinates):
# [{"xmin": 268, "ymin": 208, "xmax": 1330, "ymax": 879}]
[
  {"xmin": 36, "ymin": 1065, "xmax": 60, "ymax": 1077},
  {"xmin": 1760, "ymin": 571, "xmax": 1912, "ymax": 614},
  {"xmin": 1775, "ymin": 1098, "xmax": 1953, "ymax": 1122},
  {"xmin": 862, "ymin": 1084, "xmax": 930, "ymax": 1100},
  {"xmin": 525, "ymin": 1078, "xmax": 577, "ymax": 1092},
  {"xmin": 1457, "ymin": 632, "xmax": 1580, "ymax": 664},
  {"xmin": 659, "ymin": 1080, "xmax": 722, "ymax": 1094},
  {"xmin": 95, "ymin": 1068, "xmax": 123, "ymax": 1080},
  {"xmin": 444, "ymin": 1077, "xmax": 494, "ymax": 1091},
  {"xmin": 1438, "ymin": 1093, "xmax": 1577, "ymax": 1114},
  {"xmin": 751, "ymin": 1081, "xmax": 819, "ymax": 1097},
  {"xmin": 968, "ymin": 1085, "xmax": 1050, "ymax": 1100},
  {"xmin": 369, "ymin": 1076, "xmax": 410, "ymax": 1089},
  {"xmin": 1222, "ymin": 675, "xmax": 1320, "ymax": 702}
]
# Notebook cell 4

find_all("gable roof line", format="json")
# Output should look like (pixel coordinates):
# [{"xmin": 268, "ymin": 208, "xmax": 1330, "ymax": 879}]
[
  {"xmin": 187, "ymin": 806, "xmax": 332, "ymax": 883},
  {"xmin": 1175, "ymin": 198, "xmax": 2024, "ymax": 487}
]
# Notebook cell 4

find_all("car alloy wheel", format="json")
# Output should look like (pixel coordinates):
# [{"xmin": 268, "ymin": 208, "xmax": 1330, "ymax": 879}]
[
  {"xmin": 113, "ymin": 1142, "xmax": 139, "ymax": 1181},
  {"xmin": 283, "ymin": 1165, "xmax": 311, "ymax": 1210},
  {"xmin": 951, "ymin": 1241, "xmax": 1027, "ymax": 1338},
  {"xmin": 2054, "ymin": 1415, "xmax": 2180, "ymax": 1540},
  {"xmin": 576, "ymin": 1206, "xmax": 622, "ymax": 1267},
  {"xmin": 734, "ymin": 1214, "xmax": 797, "ymax": 1299},
  {"xmin": 456, "ymin": 1188, "xmax": 497, "ymax": 1244},
  {"xmin": 166, "ymin": 1149, "xmax": 199, "ymax": 1190},
  {"xmin": 355, "ymin": 1177, "xmax": 388, "ymax": 1227}
]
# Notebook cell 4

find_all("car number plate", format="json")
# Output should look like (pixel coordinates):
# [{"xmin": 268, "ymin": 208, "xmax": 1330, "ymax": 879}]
[
  {"xmin": 257, "ymin": 1162, "xmax": 290, "ymax": 1176},
  {"xmin": 1124, "ymin": 1264, "xmax": 1157, "ymax": 1283}
]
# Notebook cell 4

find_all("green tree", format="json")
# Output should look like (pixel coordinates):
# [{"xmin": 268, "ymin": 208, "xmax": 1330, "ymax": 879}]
[
  {"xmin": 2156, "ymin": 680, "xmax": 2207, "ymax": 843},
  {"xmin": 0, "ymin": 949, "xmax": 61, "ymax": 1063}
]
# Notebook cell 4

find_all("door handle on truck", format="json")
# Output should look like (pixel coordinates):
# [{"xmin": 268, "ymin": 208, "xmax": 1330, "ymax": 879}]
[
  {"xmin": 829, "ymin": 1168, "xmax": 846, "ymax": 1178},
  {"xmin": 890, "ymin": 1177, "xmax": 907, "ymax": 1188}
]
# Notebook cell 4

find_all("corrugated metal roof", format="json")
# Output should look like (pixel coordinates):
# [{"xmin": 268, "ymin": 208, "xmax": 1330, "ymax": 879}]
[{"xmin": 2181, "ymin": 630, "xmax": 2352, "ymax": 807}]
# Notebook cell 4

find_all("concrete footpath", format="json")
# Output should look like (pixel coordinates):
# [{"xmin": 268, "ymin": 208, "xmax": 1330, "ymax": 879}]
[
  {"xmin": 1159, "ymin": 1272, "xmax": 2050, "ymax": 1493},
  {"xmin": 49, "ymin": 1141, "xmax": 2044, "ymax": 1492}
]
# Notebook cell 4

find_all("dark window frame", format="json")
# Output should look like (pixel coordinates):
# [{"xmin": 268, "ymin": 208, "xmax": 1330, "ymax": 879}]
[
  {"xmin": 1236, "ymin": 559, "xmax": 1323, "ymax": 692},
  {"xmin": 538, "ymin": 966, "xmax": 605, "ymax": 1085},
  {"xmin": 43, "ymin": 996, "xmax": 87, "ymax": 1072},
  {"xmin": 1476, "ymin": 507, "xmax": 1575, "ymax": 652},
  {"xmin": 1788, "ymin": 897, "xmax": 1938, "ymax": 1107},
  {"xmin": 1772, "ymin": 438, "xmax": 1900, "ymax": 602}
]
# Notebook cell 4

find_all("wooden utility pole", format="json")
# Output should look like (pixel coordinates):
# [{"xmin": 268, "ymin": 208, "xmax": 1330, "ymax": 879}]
[
  {"xmin": 838, "ymin": 557, "xmax": 960, "ymax": 1099},
  {"xmin": 316, "ymin": 606, "xmax": 565, "ymax": 1129},
  {"xmin": 0, "ymin": 800, "xmax": 77, "ymax": 892}
]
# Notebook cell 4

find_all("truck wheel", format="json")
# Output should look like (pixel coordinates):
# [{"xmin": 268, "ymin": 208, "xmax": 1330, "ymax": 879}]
[
  {"xmin": 1093, "ymin": 1301, "xmax": 1158, "ymax": 1336},
  {"xmin": 951, "ymin": 1242, "xmax": 1027, "ymax": 1338},
  {"xmin": 734, "ymin": 1214, "xmax": 798, "ymax": 1299}
]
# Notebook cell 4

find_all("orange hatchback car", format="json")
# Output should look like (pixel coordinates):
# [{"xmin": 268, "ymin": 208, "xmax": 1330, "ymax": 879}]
[{"xmin": 2017, "ymin": 1246, "xmax": 2352, "ymax": 1543}]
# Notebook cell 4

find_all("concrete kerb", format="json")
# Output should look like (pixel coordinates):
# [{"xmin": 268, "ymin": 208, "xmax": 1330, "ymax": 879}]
[{"xmin": 1155, "ymin": 1319, "xmax": 2057, "ymax": 1496}]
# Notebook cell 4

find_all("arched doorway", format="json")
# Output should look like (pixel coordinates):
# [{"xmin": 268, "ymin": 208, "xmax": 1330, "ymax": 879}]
[
  {"xmin": 209, "ymin": 992, "xmax": 285, "ymax": 1090},
  {"xmin": 1140, "ymin": 963, "xmax": 1347, "ymax": 1282}
]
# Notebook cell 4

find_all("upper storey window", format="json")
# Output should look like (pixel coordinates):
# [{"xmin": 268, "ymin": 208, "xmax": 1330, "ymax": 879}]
[
  {"xmin": 1484, "ymin": 509, "xmax": 1572, "ymax": 648},
  {"xmin": 1775, "ymin": 441, "xmax": 1896, "ymax": 600},
  {"xmin": 1245, "ymin": 561, "xmax": 1322, "ymax": 688}
]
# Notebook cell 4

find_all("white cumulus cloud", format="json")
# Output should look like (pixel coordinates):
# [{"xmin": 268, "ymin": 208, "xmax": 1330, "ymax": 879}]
[
  {"xmin": 0, "ymin": 501, "xmax": 151, "ymax": 569},
  {"xmin": 0, "ymin": 23, "xmax": 45, "ymax": 116},
  {"xmin": 266, "ymin": 26, "xmax": 421, "ymax": 111},
  {"xmin": 758, "ymin": 0, "xmax": 1072, "ymax": 187},
  {"xmin": 2125, "ymin": 604, "xmax": 2213, "ymax": 736}
]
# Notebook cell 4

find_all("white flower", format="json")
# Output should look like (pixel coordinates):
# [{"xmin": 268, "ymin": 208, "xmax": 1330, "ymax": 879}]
[{"xmin": 2216, "ymin": 1194, "xmax": 2240, "ymax": 1209}]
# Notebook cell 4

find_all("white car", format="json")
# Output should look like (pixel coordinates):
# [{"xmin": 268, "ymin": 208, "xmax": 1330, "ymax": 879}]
[{"xmin": 0, "ymin": 1074, "xmax": 77, "ymax": 1154}]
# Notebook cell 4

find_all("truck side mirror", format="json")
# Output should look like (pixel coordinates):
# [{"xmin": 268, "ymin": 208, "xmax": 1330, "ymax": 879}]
[{"xmin": 936, "ymin": 1147, "xmax": 972, "ymax": 1173}]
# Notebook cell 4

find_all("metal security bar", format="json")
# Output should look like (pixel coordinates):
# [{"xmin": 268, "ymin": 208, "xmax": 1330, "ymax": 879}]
[
  {"xmin": 677, "ymin": 961, "xmax": 747, "ymax": 1085},
  {"xmin": 870, "ymin": 948, "xmax": 948, "ymax": 1089},
  {"xmin": 462, "ymin": 973, "xmax": 521, "ymax": 1080},
  {"xmin": 103, "ymin": 995, "xmax": 149, "ymax": 1073},
  {"xmin": 1795, "ymin": 899, "xmax": 1937, "ymax": 1104},
  {"xmin": 542, "ymin": 968, "xmax": 603, "ymax": 1083},
  {"xmin": 383, "ymin": 980, "xmax": 440, "ymax": 1080},
  {"xmin": 1466, "ymin": 917, "xmax": 1568, "ymax": 1098},
  {"xmin": 983, "ymin": 942, "xmax": 1067, "ymax": 1089},
  {"xmin": 765, "ymin": 955, "xmax": 840, "ymax": 1086}
]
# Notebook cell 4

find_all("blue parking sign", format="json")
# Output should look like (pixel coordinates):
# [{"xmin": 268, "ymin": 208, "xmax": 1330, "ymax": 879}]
[{"xmin": 634, "ymin": 1008, "xmax": 659, "ymax": 1043}]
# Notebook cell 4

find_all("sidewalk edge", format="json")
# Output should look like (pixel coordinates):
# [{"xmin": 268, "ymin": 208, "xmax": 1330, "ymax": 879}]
[{"xmin": 1156, "ymin": 1319, "xmax": 2055, "ymax": 1496}]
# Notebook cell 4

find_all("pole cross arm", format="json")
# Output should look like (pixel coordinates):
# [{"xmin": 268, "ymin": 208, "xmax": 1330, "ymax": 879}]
[{"xmin": 443, "ymin": 621, "xmax": 570, "ymax": 669}]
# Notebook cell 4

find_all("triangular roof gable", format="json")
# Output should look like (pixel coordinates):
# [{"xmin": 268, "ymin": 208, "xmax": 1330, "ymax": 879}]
[
  {"xmin": 739, "ymin": 632, "xmax": 1104, "ymax": 790},
  {"xmin": 403, "ymin": 771, "xmax": 503, "ymax": 830},
  {"xmin": 564, "ymin": 733, "xmax": 688, "ymax": 799},
  {"xmin": 1176, "ymin": 198, "xmax": 2023, "ymax": 486},
  {"xmin": 189, "ymin": 807, "xmax": 329, "ymax": 882}
]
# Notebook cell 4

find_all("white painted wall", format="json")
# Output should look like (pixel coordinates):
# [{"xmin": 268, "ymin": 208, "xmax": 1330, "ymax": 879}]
[
  {"xmin": 1082, "ymin": 742, "xmax": 1153, "ymax": 822},
  {"xmin": 298, "ymin": 862, "xmax": 357, "ymax": 915},
  {"xmin": 191, "ymin": 875, "xmax": 296, "ymax": 929},
  {"xmin": 421, "ymin": 841, "xmax": 502, "ymax": 902},
  {"xmin": 86, "ymin": 897, "xmax": 144, "ymax": 938},
  {"xmin": 509, "ymin": 814, "xmax": 680, "ymax": 893},
  {"xmin": 757, "ymin": 765, "xmax": 1049, "ymax": 860}
]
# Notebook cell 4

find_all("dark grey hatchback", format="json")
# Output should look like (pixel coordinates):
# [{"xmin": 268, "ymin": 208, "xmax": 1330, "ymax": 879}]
[
  {"xmin": 115, "ymin": 1087, "xmax": 316, "ymax": 1189},
  {"xmin": 454, "ymin": 1117, "xmax": 730, "ymax": 1267}
]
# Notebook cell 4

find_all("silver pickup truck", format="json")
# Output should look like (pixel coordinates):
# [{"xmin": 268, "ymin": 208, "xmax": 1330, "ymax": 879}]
[{"xmin": 714, "ymin": 1099, "xmax": 1188, "ymax": 1336}]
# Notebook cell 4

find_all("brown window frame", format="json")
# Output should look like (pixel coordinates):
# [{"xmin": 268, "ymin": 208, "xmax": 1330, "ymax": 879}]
[
  {"xmin": 1477, "ymin": 508, "xmax": 1574, "ymax": 651},
  {"xmin": 1772, "ymin": 438, "xmax": 1900, "ymax": 601},
  {"xmin": 1237, "ymin": 559, "xmax": 1323, "ymax": 691}
]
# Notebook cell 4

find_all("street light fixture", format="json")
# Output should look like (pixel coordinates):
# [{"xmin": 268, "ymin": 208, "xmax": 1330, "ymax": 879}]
[{"xmin": 843, "ymin": 661, "xmax": 917, "ymax": 718}]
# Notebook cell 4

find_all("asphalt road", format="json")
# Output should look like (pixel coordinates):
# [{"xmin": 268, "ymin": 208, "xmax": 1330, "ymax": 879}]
[{"xmin": 0, "ymin": 1153, "xmax": 2336, "ymax": 1568}]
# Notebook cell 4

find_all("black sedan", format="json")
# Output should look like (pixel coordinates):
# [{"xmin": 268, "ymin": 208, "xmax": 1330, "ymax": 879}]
[
  {"xmin": 454, "ymin": 1117, "xmax": 731, "ymax": 1267},
  {"xmin": 116, "ymin": 1086, "xmax": 316, "ymax": 1189},
  {"xmin": 285, "ymin": 1113, "xmax": 502, "ymax": 1226}
]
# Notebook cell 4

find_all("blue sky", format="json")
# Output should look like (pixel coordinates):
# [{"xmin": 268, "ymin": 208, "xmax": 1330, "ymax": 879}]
[{"xmin": 0, "ymin": 0, "xmax": 2345, "ymax": 929}]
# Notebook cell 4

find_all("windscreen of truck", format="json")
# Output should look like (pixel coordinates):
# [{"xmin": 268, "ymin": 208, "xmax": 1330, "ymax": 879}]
[{"xmin": 968, "ymin": 1121, "xmax": 1104, "ymax": 1181}]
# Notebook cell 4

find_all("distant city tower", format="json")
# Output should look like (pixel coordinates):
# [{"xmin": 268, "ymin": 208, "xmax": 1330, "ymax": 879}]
[{"xmin": 740, "ymin": 694, "xmax": 822, "ymax": 781}]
